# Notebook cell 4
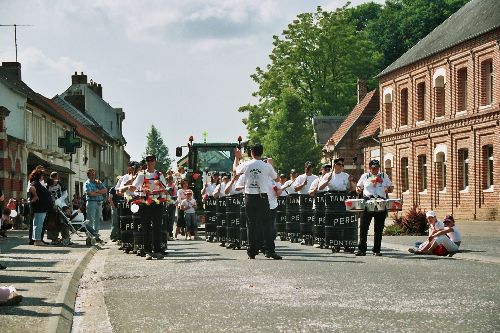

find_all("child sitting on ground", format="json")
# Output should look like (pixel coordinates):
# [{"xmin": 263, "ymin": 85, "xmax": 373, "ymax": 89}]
[{"xmin": 1, "ymin": 208, "xmax": 13, "ymax": 238}]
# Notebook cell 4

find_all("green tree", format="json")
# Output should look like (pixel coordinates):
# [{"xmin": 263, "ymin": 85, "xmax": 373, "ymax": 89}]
[
  {"xmin": 367, "ymin": 0, "xmax": 470, "ymax": 68},
  {"xmin": 263, "ymin": 89, "xmax": 321, "ymax": 173},
  {"xmin": 240, "ymin": 6, "xmax": 381, "ymax": 168},
  {"xmin": 143, "ymin": 125, "xmax": 173, "ymax": 173}
]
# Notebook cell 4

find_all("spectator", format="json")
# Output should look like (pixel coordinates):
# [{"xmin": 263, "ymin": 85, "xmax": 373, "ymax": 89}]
[
  {"xmin": 443, "ymin": 215, "xmax": 462, "ymax": 247},
  {"xmin": 0, "ymin": 187, "xmax": 4, "ymax": 211},
  {"xmin": 1, "ymin": 208, "xmax": 12, "ymax": 237},
  {"xmin": 28, "ymin": 168, "xmax": 53, "ymax": 246},
  {"xmin": 408, "ymin": 211, "xmax": 452, "ymax": 255},
  {"xmin": 180, "ymin": 190, "xmax": 197, "ymax": 240},
  {"xmin": 108, "ymin": 176, "xmax": 122, "ymax": 242},
  {"xmin": 72, "ymin": 194, "xmax": 80, "ymax": 210},
  {"xmin": 83, "ymin": 169, "xmax": 107, "ymax": 234}
]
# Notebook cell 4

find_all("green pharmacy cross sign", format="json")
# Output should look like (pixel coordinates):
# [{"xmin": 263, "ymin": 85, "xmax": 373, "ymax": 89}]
[{"xmin": 58, "ymin": 129, "xmax": 82, "ymax": 154}]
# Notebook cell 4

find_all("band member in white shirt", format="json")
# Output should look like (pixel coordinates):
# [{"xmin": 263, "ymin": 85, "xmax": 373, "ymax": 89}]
[
  {"xmin": 293, "ymin": 162, "xmax": 318, "ymax": 194},
  {"xmin": 281, "ymin": 169, "xmax": 298, "ymax": 195},
  {"xmin": 309, "ymin": 164, "xmax": 331, "ymax": 196},
  {"xmin": 355, "ymin": 159, "xmax": 393, "ymax": 256},
  {"xmin": 235, "ymin": 144, "xmax": 282, "ymax": 260},
  {"xmin": 318, "ymin": 158, "xmax": 351, "ymax": 192},
  {"xmin": 130, "ymin": 154, "xmax": 167, "ymax": 260}
]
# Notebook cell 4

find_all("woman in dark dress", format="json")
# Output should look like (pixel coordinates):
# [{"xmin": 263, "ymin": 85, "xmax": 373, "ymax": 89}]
[{"xmin": 28, "ymin": 169, "xmax": 53, "ymax": 246}]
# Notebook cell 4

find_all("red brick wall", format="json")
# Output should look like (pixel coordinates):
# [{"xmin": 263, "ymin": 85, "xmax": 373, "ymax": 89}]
[{"xmin": 377, "ymin": 28, "xmax": 500, "ymax": 220}]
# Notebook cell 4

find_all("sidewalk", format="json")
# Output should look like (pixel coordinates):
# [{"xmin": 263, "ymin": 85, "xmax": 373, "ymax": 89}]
[
  {"xmin": 0, "ymin": 225, "xmax": 109, "ymax": 333},
  {"xmin": 375, "ymin": 219, "xmax": 500, "ymax": 264}
]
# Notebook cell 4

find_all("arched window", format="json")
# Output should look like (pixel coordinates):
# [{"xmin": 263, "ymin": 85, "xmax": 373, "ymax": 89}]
[
  {"xmin": 400, "ymin": 88, "xmax": 408, "ymax": 126},
  {"xmin": 435, "ymin": 152, "xmax": 446, "ymax": 191},
  {"xmin": 416, "ymin": 82, "xmax": 426, "ymax": 121},
  {"xmin": 481, "ymin": 59, "xmax": 494, "ymax": 106},
  {"xmin": 457, "ymin": 68, "xmax": 468, "ymax": 112},
  {"xmin": 458, "ymin": 148, "xmax": 469, "ymax": 190},
  {"xmin": 384, "ymin": 154, "xmax": 393, "ymax": 180},
  {"xmin": 401, "ymin": 157, "xmax": 409, "ymax": 192},
  {"xmin": 418, "ymin": 154, "xmax": 427, "ymax": 192},
  {"xmin": 434, "ymin": 75, "xmax": 445, "ymax": 117},
  {"xmin": 384, "ymin": 89, "xmax": 393, "ymax": 129}
]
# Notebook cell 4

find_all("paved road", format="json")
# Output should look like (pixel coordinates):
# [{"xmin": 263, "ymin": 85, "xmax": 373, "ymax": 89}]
[{"xmin": 73, "ymin": 238, "xmax": 499, "ymax": 333}]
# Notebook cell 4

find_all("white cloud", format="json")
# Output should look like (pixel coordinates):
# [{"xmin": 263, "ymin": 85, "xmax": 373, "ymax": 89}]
[
  {"xmin": 20, "ymin": 47, "xmax": 85, "ymax": 75},
  {"xmin": 145, "ymin": 69, "xmax": 167, "ymax": 82}
]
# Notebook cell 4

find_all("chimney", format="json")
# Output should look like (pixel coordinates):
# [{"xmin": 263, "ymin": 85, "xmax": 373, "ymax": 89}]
[
  {"xmin": 357, "ymin": 77, "xmax": 367, "ymax": 104},
  {"xmin": 71, "ymin": 71, "xmax": 87, "ymax": 85},
  {"xmin": 97, "ymin": 84, "xmax": 102, "ymax": 98},
  {"xmin": 1, "ymin": 62, "xmax": 22, "ymax": 80}
]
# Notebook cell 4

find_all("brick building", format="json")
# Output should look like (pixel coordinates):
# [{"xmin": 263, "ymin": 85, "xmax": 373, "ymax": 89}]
[
  {"xmin": 323, "ymin": 87, "xmax": 379, "ymax": 181},
  {"xmin": 371, "ymin": 0, "xmax": 500, "ymax": 220}
]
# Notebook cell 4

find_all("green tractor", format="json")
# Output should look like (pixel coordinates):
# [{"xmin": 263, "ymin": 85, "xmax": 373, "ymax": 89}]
[{"xmin": 175, "ymin": 136, "xmax": 245, "ymax": 206}]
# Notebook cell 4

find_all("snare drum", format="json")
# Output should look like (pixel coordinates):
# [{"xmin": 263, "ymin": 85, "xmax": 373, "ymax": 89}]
[
  {"xmin": 385, "ymin": 198, "xmax": 403, "ymax": 211},
  {"xmin": 345, "ymin": 199, "xmax": 365, "ymax": 212},
  {"xmin": 365, "ymin": 198, "xmax": 386, "ymax": 212}
]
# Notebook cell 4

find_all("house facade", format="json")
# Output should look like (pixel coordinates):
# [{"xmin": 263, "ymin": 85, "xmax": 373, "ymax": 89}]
[
  {"xmin": 376, "ymin": 0, "xmax": 500, "ymax": 220},
  {"xmin": 60, "ymin": 72, "xmax": 127, "ymax": 186}
]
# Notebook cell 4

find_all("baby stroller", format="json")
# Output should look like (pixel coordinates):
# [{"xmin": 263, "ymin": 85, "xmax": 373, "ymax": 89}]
[{"xmin": 55, "ymin": 206, "xmax": 101, "ymax": 246}]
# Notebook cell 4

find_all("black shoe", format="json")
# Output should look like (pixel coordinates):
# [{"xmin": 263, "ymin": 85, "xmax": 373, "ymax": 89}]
[
  {"xmin": 355, "ymin": 251, "xmax": 366, "ymax": 256},
  {"xmin": 0, "ymin": 231, "xmax": 6, "ymax": 237},
  {"xmin": 372, "ymin": 252, "xmax": 382, "ymax": 256},
  {"xmin": 248, "ymin": 255, "xmax": 256, "ymax": 259},
  {"xmin": 265, "ymin": 252, "xmax": 282, "ymax": 260},
  {"xmin": 219, "ymin": 242, "xmax": 226, "ymax": 247},
  {"xmin": 0, "ymin": 263, "xmax": 6, "ymax": 270}
]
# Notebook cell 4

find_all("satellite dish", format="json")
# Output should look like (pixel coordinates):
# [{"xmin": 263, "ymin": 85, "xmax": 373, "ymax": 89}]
[
  {"xmin": 130, "ymin": 204, "xmax": 139, "ymax": 213},
  {"xmin": 10, "ymin": 210, "xmax": 18, "ymax": 218}
]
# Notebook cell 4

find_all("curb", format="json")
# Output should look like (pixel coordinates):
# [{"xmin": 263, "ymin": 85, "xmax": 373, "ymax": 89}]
[
  {"xmin": 46, "ymin": 243, "xmax": 102, "ymax": 333},
  {"xmin": 379, "ymin": 241, "xmax": 500, "ymax": 265}
]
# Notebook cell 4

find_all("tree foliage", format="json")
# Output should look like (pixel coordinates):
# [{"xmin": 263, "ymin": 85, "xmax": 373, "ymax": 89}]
[
  {"xmin": 143, "ymin": 125, "xmax": 173, "ymax": 173},
  {"xmin": 264, "ymin": 89, "xmax": 322, "ymax": 173},
  {"xmin": 366, "ymin": 0, "xmax": 470, "ymax": 68},
  {"xmin": 240, "ymin": 0, "xmax": 469, "ymax": 170}
]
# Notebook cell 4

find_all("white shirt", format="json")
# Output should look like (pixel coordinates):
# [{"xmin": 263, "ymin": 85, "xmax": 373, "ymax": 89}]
[
  {"xmin": 119, "ymin": 174, "xmax": 136, "ymax": 197},
  {"xmin": 356, "ymin": 172, "xmax": 392, "ymax": 198},
  {"xmin": 237, "ymin": 159, "xmax": 277, "ymax": 194},
  {"xmin": 308, "ymin": 177, "xmax": 327, "ymax": 195},
  {"xmin": 177, "ymin": 188, "xmax": 187, "ymax": 205},
  {"xmin": 132, "ymin": 170, "xmax": 167, "ymax": 200},
  {"xmin": 181, "ymin": 198, "xmax": 197, "ymax": 214},
  {"xmin": 267, "ymin": 180, "xmax": 281, "ymax": 210},
  {"xmin": 224, "ymin": 181, "xmax": 242, "ymax": 195},
  {"xmin": 448, "ymin": 226, "xmax": 462, "ymax": 243},
  {"xmin": 293, "ymin": 174, "xmax": 318, "ymax": 194},
  {"xmin": 203, "ymin": 183, "xmax": 218, "ymax": 196},
  {"xmin": 281, "ymin": 179, "xmax": 296, "ymax": 196},
  {"xmin": 321, "ymin": 172, "xmax": 350, "ymax": 191}
]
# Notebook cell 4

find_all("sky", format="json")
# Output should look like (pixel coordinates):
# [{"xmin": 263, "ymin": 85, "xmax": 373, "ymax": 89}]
[{"xmin": 0, "ymin": 0, "xmax": 381, "ymax": 163}]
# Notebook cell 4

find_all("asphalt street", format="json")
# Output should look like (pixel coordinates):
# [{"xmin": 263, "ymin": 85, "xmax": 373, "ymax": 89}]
[{"xmin": 72, "ymin": 237, "xmax": 499, "ymax": 333}]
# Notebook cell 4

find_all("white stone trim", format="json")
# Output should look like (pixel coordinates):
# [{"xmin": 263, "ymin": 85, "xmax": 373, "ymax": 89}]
[
  {"xmin": 433, "ymin": 144, "xmax": 447, "ymax": 162},
  {"xmin": 383, "ymin": 87, "xmax": 393, "ymax": 103},
  {"xmin": 433, "ymin": 67, "xmax": 446, "ymax": 87}
]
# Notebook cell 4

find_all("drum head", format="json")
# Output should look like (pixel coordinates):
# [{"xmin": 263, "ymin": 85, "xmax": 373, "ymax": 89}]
[{"xmin": 130, "ymin": 204, "xmax": 140, "ymax": 213}]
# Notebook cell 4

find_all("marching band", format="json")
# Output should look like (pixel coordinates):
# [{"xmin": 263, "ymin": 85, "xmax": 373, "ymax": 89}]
[{"xmin": 109, "ymin": 146, "xmax": 398, "ymax": 261}]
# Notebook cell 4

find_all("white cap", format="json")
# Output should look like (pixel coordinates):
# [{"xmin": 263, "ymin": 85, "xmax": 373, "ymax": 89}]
[{"xmin": 426, "ymin": 210, "xmax": 436, "ymax": 218}]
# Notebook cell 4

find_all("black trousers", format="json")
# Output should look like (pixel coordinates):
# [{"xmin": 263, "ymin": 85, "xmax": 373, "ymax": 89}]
[
  {"xmin": 358, "ymin": 210, "xmax": 386, "ymax": 253},
  {"xmin": 140, "ymin": 204, "xmax": 163, "ymax": 253},
  {"xmin": 245, "ymin": 194, "xmax": 274, "ymax": 256}
]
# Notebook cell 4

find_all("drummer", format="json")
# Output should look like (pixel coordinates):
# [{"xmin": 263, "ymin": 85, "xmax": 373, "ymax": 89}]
[
  {"xmin": 213, "ymin": 173, "xmax": 231, "ymax": 198},
  {"xmin": 355, "ymin": 159, "xmax": 393, "ymax": 256},
  {"xmin": 281, "ymin": 169, "xmax": 298, "ymax": 196},
  {"xmin": 202, "ymin": 171, "xmax": 220, "ymax": 198},
  {"xmin": 293, "ymin": 162, "xmax": 318, "ymax": 194},
  {"xmin": 318, "ymin": 158, "xmax": 352, "ymax": 192},
  {"xmin": 309, "ymin": 163, "xmax": 332, "ymax": 196}
]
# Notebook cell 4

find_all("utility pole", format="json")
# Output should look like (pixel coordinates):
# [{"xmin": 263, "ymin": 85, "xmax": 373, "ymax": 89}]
[{"xmin": 0, "ymin": 24, "xmax": 33, "ymax": 62}]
